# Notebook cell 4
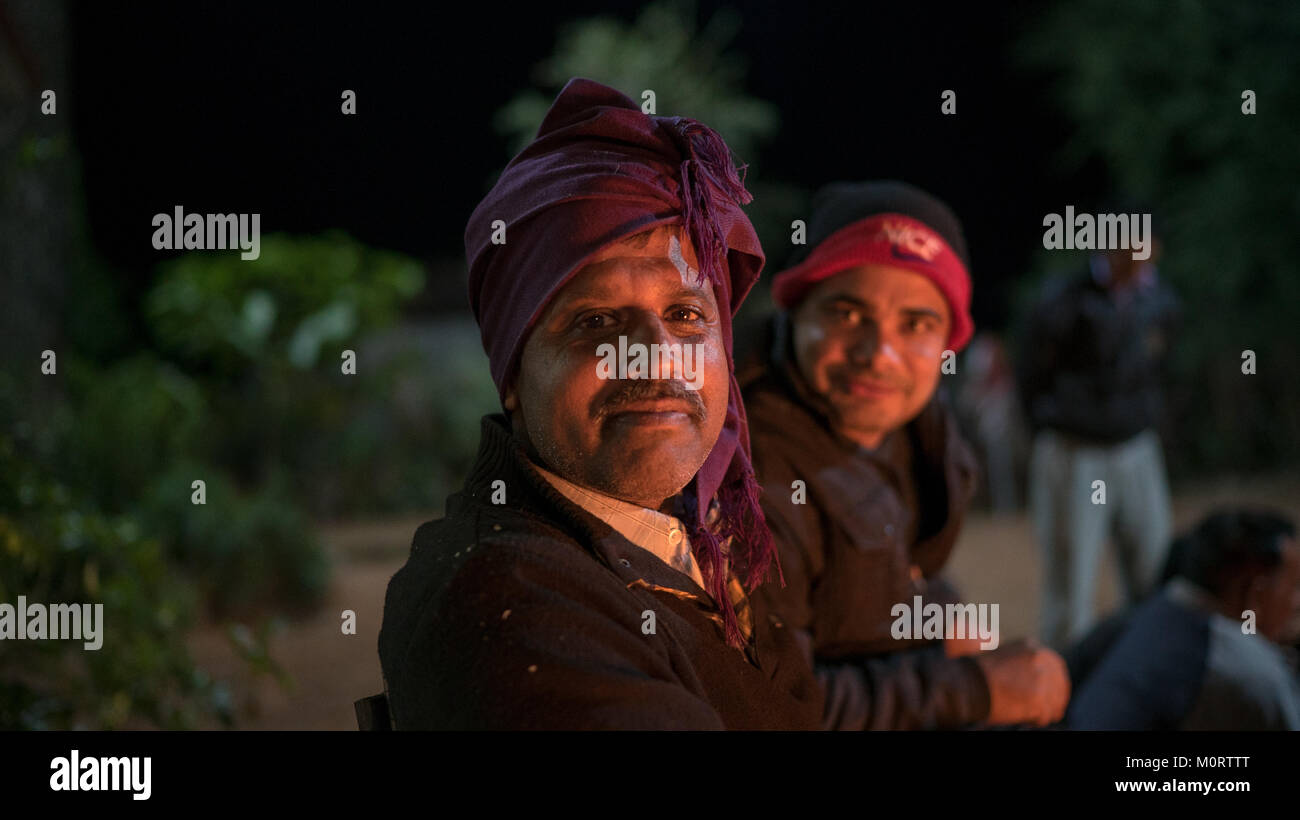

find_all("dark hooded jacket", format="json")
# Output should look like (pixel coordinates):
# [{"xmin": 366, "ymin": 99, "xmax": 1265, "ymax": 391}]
[
  {"xmin": 740, "ymin": 313, "xmax": 989, "ymax": 729},
  {"xmin": 378, "ymin": 414, "xmax": 824, "ymax": 730}
]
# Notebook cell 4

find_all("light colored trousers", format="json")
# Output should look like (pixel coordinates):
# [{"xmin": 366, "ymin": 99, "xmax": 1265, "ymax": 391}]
[{"xmin": 1030, "ymin": 428, "xmax": 1172, "ymax": 649}]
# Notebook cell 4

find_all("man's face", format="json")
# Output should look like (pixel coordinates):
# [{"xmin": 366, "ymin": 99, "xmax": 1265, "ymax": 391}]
[
  {"xmin": 790, "ymin": 264, "xmax": 950, "ymax": 449},
  {"xmin": 1253, "ymin": 537, "xmax": 1300, "ymax": 643},
  {"xmin": 505, "ymin": 226, "xmax": 730, "ymax": 510}
]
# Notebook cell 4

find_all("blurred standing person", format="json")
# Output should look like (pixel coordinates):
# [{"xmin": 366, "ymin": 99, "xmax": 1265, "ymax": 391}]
[{"xmin": 1018, "ymin": 212, "xmax": 1180, "ymax": 649}]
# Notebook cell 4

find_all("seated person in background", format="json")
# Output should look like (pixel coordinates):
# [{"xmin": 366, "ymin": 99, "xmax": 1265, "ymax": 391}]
[
  {"xmin": 1069, "ymin": 509, "xmax": 1300, "ymax": 730},
  {"xmin": 1064, "ymin": 529, "xmax": 1192, "ymax": 690},
  {"xmin": 740, "ymin": 180, "xmax": 1069, "ymax": 729},
  {"xmin": 379, "ymin": 79, "xmax": 822, "ymax": 729}
]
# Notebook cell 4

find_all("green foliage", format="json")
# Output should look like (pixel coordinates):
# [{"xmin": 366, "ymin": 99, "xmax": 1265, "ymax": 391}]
[
  {"xmin": 24, "ymin": 351, "xmax": 328, "ymax": 618},
  {"xmin": 2, "ymin": 133, "xmax": 303, "ymax": 727},
  {"xmin": 54, "ymin": 354, "xmax": 207, "ymax": 514},
  {"xmin": 146, "ymin": 231, "xmax": 422, "ymax": 375},
  {"xmin": 0, "ymin": 424, "xmax": 232, "ymax": 730},
  {"xmin": 493, "ymin": 0, "xmax": 807, "ymax": 338},
  {"xmin": 317, "ymin": 322, "xmax": 499, "ymax": 515},
  {"xmin": 1018, "ymin": 0, "xmax": 1300, "ymax": 472},
  {"xmin": 141, "ymin": 231, "xmax": 474, "ymax": 515},
  {"xmin": 135, "ymin": 464, "xmax": 329, "ymax": 617},
  {"xmin": 0, "ymin": 228, "xmax": 436, "ymax": 726},
  {"xmin": 495, "ymin": 0, "xmax": 778, "ymax": 162}
]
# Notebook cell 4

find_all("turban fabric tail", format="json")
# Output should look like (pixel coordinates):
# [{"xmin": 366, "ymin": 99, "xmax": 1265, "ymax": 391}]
[{"xmin": 465, "ymin": 78, "xmax": 779, "ymax": 648}]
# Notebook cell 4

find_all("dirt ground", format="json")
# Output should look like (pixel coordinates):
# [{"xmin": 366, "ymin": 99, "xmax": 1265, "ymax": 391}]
[{"xmin": 187, "ymin": 474, "xmax": 1300, "ymax": 730}]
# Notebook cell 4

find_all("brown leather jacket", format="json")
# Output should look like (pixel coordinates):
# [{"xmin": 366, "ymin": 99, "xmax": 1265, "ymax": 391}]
[{"xmin": 740, "ymin": 313, "xmax": 990, "ymax": 729}]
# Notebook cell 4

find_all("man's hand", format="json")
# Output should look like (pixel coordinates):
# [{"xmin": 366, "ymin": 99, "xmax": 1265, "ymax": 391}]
[{"xmin": 973, "ymin": 639, "xmax": 1070, "ymax": 726}]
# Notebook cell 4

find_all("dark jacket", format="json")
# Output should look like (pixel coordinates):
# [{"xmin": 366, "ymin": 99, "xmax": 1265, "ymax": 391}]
[
  {"xmin": 739, "ymin": 314, "xmax": 989, "ymax": 729},
  {"xmin": 1068, "ymin": 579, "xmax": 1300, "ymax": 730},
  {"xmin": 1018, "ymin": 263, "xmax": 1180, "ymax": 443},
  {"xmin": 378, "ymin": 414, "xmax": 823, "ymax": 730}
]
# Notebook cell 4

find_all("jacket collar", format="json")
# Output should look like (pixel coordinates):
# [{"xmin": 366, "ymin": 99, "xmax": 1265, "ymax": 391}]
[{"xmin": 464, "ymin": 414, "xmax": 757, "ymax": 649}]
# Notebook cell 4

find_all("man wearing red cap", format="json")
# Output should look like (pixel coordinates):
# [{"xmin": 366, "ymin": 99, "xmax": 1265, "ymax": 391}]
[
  {"xmin": 740, "ymin": 181, "xmax": 1070, "ymax": 729},
  {"xmin": 378, "ymin": 79, "xmax": 821, "ymax": 729}
]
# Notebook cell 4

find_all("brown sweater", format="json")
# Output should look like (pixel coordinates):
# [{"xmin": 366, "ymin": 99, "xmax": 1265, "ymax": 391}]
[{"xmin": 378, "ymin": 414, "xmax": 823, "ymax": 730}]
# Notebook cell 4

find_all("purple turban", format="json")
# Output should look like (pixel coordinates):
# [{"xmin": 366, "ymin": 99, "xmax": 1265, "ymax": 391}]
[{"xmin": 464, "ymin": 78, "xmax": 774, "ymax": 647}]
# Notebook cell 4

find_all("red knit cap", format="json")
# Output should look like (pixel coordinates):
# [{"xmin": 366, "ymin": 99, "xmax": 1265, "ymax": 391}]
[{"xmin": 771, "ymin": 183, "xmax": 975, "ymax": 352}]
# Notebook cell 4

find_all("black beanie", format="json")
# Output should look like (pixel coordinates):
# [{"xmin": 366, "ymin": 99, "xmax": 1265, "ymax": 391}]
[{"xmin": 786, "ymin": 180, "xmax": 970, "ymax": 270}]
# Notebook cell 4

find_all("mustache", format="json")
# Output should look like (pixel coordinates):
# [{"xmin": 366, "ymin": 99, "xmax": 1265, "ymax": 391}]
[
  {"xmin": 831, "ymin": 365, "xmax": 909, "ymax": 392},
  {"xmin": 594, "ymin": 379, "xmax": 707, "ymax": 423}
]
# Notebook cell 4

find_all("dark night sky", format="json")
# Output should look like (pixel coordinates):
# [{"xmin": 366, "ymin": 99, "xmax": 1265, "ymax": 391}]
[{"xmin": 68, "ymin": 1, "xmax": 1089, "ymax": 329}]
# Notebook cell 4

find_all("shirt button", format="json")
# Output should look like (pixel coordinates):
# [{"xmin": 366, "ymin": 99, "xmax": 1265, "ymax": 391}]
[
  {"xmin": 884, "ymin": 524, "xmax": 896, "ymax": 537},
  {"xmin": 668, "ymin": 528, "xmax": 683, "ymax": 546}
]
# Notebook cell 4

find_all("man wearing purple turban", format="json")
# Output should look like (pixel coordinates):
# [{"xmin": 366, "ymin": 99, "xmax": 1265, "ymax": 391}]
[{"xmin": 378, "ymin": 79, "xmax": 821, "ymax": 729}]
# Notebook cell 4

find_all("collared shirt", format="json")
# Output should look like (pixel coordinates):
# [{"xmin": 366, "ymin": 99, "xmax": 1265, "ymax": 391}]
[{"xmin": 531, "ymin": 464, "xmax": 706, "ymax": 590}]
